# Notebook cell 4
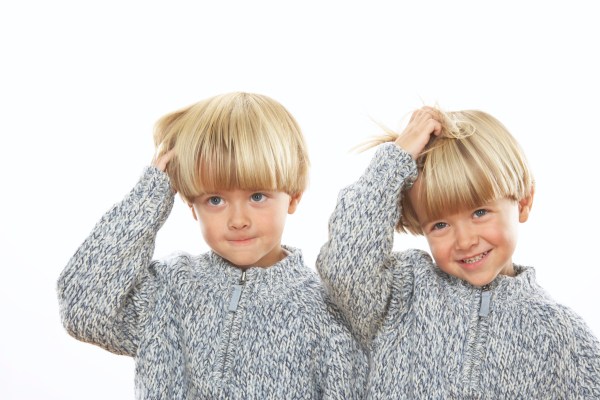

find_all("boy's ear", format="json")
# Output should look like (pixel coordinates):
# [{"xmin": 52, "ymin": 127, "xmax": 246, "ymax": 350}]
[
  {"xmin": 288, "ymin": 193, "xmax": 303, "ymax": 214},
  {"xmin": 190, "ymin": 204, "xmax": 199, "ymax": 221},
  {"xmin": 518, "ymin": 187, "xmax": 535, "ymax": 223}
]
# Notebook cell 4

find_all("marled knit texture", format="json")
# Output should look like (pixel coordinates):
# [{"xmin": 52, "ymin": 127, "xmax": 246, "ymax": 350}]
[
  {"xmin": 317, "ymin": 143, "xmax": 600, "ymax": 399},
  {"xmin": 57, "ymin": 166, "xmax": 366, "ymax": 400}
]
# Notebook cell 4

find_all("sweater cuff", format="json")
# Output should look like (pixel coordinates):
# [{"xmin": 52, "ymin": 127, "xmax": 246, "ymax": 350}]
[
  {"xmin": 138, "ymin": 166, "xmax": 174, "ymax": 200},
  {"xmin": 125, "ymin": 166, "xmax": 175, "ymax": 229}
]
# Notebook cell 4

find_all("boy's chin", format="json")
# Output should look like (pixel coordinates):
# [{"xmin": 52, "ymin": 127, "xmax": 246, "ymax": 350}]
[
  {"xmin": 222, "ymin": 254, "xmax": 271, "ymax": 269},
  {"xmin": 460, "ymin": 273, "xmax": 498, "ymax": 288}
]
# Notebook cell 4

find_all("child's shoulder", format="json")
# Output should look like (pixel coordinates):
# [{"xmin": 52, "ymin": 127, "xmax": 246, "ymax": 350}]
[
  {"xmin": 392, "ymin": 248, "xmax": 434, "ymax": 265},
  {"xmin": 502, "ymin": 270, "xmax": 599, "ymax": 341},
  {"xmin": 389, "ymin": 248, "xmax": 437, "ymax": 280},
  {"xmin": 520, "ymin": 287, "xmax": 587, "ymax": 325},
  {"xmin": 273, "ymin": 249, "xmax": 343, "ymax": 314},
  {"xmin": 517, "ymin": 296, "xmax": 600, "ymax": 346},
  {"xmin": 277, "ymin": 253, "xmax": 325, "ymax": 301},
  {"xmin": 147, "ymin": 251, "xmax": 213, "ymax": 281},
  {"xmin": 289, "ymin": 273, "xmax": 357, "ymax": 335}
]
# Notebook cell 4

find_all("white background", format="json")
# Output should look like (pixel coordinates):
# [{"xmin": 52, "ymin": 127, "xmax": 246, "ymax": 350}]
[{"xmin": 1, "ymin": 1, "xmax": 599, "ymax": 399}]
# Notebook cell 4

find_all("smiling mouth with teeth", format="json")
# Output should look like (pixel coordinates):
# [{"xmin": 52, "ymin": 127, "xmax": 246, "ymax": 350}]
[{"xmin": 462, "ymin": 251, "xmax": 490, "ymax": 264}]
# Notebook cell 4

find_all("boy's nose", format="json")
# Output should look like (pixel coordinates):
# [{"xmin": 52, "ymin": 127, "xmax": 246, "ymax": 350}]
[
  {"xmin": 228, "ymin": 205, "xmax": 250, "ymax": 230},
  {"xmin": 454, "ymin": 225, "xmax": 478, "ymax": 250}
]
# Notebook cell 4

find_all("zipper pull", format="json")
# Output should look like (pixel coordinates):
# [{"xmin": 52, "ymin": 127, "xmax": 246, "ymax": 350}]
[
  {"xmin": 479, "ymin": 285, "xmax": 492, "ymax": 317},
  {"xmin": 228, "ymin": 270, "xmax": 247, "ymax": 312}
]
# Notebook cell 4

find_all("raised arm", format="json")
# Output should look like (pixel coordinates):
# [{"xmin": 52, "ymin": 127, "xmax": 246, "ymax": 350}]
[
  {"xmin": 57, "ymin": 151, "xmax": 175, "ymax": 355},
  {"xmin": 316, "ymin": 107, "xmax": 442, "ymax": 346}
]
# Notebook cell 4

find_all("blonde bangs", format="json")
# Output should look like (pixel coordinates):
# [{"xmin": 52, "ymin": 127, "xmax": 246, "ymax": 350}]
[
  {"xmin": 156, "ymin": 92, "xmax": 309, "ymax": 203},
  {"xmin": 399, "ymin": 110, "xmax": 533, "ymax": 235},
  {"xmin": 419, "ymin": 139, "xmax": 510, "ymax": 222}
]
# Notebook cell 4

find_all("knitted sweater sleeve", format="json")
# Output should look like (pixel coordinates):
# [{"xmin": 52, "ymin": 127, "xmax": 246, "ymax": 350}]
[
  {"xmin": 317, "ymin": 301, "xmax": 368, "ymax": 399},
  {"xmin": 316, "ymin": 143, "xmax": 417, "ymax": 347},
  {"xmin": 57, "ymin": 167, "xmax": 174, "ymax": 356}
]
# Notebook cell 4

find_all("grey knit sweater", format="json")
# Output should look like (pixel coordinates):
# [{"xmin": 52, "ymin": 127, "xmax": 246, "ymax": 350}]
[
  {"xmin": 317, "ymin": 143, "xmax": 600, "ymax": 399},
  {"xmin": 57, "ymin": 166, "xmax": 366, "ymax": 400}
]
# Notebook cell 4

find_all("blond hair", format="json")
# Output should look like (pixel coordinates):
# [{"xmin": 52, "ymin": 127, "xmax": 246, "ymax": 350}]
[
  {"xmin": 366, "ymin": 109, "xmax": 534, "ymax": 235},
  {"xmin": 154, "ymin": 92, "xmax": 309, "ymax": 204}
]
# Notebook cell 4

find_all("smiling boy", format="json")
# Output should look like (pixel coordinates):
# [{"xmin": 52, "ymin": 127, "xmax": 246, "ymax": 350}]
[
  {"xmin": 317, "ymin": 107, "xmax": 600, "ymax": 398},
  {"xmin": 407, "ymin": 185, "xmax": 531, "ymax": 287}
]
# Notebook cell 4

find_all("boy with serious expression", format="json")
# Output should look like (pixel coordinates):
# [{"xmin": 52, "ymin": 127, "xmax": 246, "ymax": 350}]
[
  {"xmin": 58, "ymin": 92, "xmax": 366, "ymax": 399},
  {"xmin": 191, "ymin": 190, "xmax": 300, "ymax": 268}
]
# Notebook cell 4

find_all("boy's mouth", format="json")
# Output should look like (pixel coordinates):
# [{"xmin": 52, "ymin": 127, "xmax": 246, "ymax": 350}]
[
  {"xmin": 228, "ymin": 237, "xmax": 255, "ymax": 245},
  {"xmin": 461, "ymin": 251, "xmax": 490, "ymax": 264}
]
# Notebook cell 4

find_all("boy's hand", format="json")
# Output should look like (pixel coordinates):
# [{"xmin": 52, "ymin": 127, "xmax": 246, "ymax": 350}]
[
  {"xmin": 395, "ymin": 106, "xmax": 443, "ymax": 159},
  {"xmin": 152, "ymin": 148, "xmax": 175, "ymax": 172}
]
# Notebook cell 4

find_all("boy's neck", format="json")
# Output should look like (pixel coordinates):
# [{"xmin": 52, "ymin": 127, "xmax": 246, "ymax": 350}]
[{"xmin": 228, "ymin": 247, "xmax": 290, "ymax": 270}]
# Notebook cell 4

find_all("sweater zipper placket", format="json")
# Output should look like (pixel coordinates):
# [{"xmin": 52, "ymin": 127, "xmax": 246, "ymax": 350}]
[
  {"xmin": 462, "ymin": 284, "xmax": 492, "ymax": 389},
  {"xmin": 219, "ymin": 270, "xmax": 247, "ymax": 379}
]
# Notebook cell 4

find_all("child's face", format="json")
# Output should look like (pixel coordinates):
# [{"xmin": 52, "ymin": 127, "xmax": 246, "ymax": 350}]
[
  {"xmin": 408, "ymin": 179, "xmax": 533, "ymax": 287},
  {"xmin": 190, "ymin": 189, "xmax": 301, "ymax": 268}
]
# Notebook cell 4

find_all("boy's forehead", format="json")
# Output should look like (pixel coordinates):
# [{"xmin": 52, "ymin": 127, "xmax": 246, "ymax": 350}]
[
  {"xmin": 407, "ymin": 175, "xmax": 498, "ymax": 223},
  {"xmin": 198, "ymin": 187, "xmax": 277, "ymax": 193}
]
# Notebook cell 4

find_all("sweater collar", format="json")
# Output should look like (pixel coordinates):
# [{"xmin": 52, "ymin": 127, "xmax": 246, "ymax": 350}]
[
  {"xmin": 443, "ymin": 264, "xmax": 539, "ymax": 303},
  {"xmin": 208, "ymin": 245, "xmax": 312, "ymax": 288},
  {"xmin": 487, "ymin": 264, "xmax": 539, "ymax": 302}
]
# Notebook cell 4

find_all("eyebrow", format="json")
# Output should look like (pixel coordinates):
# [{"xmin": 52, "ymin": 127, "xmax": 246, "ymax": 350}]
[{"xmin": 421, "ymin": 217, "xmax": 441, "ymax": 229}]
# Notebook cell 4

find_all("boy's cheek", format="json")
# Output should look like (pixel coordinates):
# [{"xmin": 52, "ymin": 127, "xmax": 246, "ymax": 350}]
[{"xmin": 427, "ymin": 243, "xmax": 448, "ymax": 266}]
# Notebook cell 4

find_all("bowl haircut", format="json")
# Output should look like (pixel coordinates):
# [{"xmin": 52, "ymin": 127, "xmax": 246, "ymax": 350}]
[
  {"xmin": 398, "ymin": 110, "xmax": 534, "ymax": 235},
  {"xmin": 153, "ymin": 92, "xmax": 310, "ymax": 204}
]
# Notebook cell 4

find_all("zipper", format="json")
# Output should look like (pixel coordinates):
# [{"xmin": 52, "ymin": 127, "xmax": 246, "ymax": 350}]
[
  {"xmin": 462, "ymin": 284, "xmax": 493, "ymax": 389},
  {"xmin": 478, "ymin": 284, "xmax": 492, "ymax": 317},
  {"xmin": 228, "ymin": 270, "xmax": 247, "ymax": 312},
  {"xmin": 219, "ymin": 270, "xmax": 247, "ymax": 379}
]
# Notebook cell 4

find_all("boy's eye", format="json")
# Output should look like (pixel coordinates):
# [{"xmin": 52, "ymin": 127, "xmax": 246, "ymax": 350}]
[
  {"xmin": 208, "ymin": 196, "xmax": 223, "ymax": 206},
  {"xmin": 432, "ymin": 222, "xmax": 448, "ymax": 231},
  {"xmin": 250, "ymin": 193, "xmax": 266, "ymax": 202},
  {"xmin": 474, "ymin": 209, "xmax": 488, "ymax": 218}
]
